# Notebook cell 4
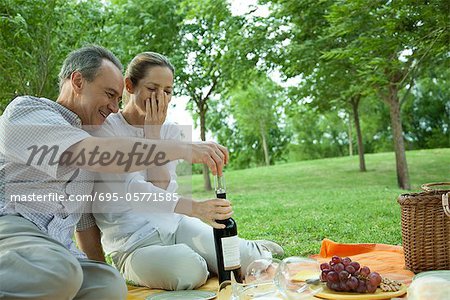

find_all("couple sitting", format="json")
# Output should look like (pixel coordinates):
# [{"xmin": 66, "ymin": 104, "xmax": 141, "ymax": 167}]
[
  {"xmin": 0, "ymin": 44, "xmax": 282, "ymax": 299},
  {"xmin": 80, "ymin": 51, "xmax": 284, "ymax": 291}
]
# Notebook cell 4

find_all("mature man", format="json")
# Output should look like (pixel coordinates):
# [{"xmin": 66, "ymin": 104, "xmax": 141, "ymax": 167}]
[{"xmin": 0, "ymin": 45, "xmax": 228, "ymax": 299}]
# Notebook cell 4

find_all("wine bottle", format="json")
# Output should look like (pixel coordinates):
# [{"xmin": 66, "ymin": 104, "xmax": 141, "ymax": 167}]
[{"xmin": 213, "ymin": 174, "xmax": 243, "ymax": 287}]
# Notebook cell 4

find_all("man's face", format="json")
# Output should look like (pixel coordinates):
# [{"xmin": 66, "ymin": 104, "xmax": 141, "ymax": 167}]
[{"xmin": 77, "ymin": 59, "xmax": 124, "ymax": 125}]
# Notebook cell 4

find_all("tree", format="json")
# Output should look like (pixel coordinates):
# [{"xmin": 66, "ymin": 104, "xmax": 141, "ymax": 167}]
[
  {"xmin": 402, "ymin": 66, "xmax": 450, "ymax": 149},
  {"xmin": 0, "ymin": 0, "xmax": 106, "ymax": 112},
  {"xmin": 325, "ymin": 0, "xmax": 449, "ymax": 189},
  {"xmin": 265, "ymin": 0, "xmax": 449, "ymax": 189},
  {"xmin": 104, "ymin": 0, "xmax": 184, "ymax": 67},
  {"xmin": 262, "ymin": 0, "xmax": 368, "ymax": 171},
  {"xmin": 177, "ymin": 0, "xmax": 270, "ymax": 189},
  {"xmin": 229, "ymin": 76, "xmax": 285, "ymax": 166}
]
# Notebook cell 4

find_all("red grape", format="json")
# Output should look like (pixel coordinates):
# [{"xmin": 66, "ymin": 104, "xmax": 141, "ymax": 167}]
[
  {"xmin": 327, "ymin": 271, "xmax": 339, "ymax": 283},
  {"xmin": 331, "ymin": 255, "xmax": 342, "ymax": 264},
  {"xmin": 322, "ymin": 256, "xmax": 380, "ymax": 294},
  {"xmin": 356, "ymin": 280, "xmax": 367, "ymax": 293},
  {"xmin": 333, "ymin": 263, "xmax": 345, "ymax": 273},
  {"xmin": 350, "ymin": 261, "xmax": 360, "ymax": 271},
  {"xmin": 342, "ymin": 257, "xmax": 352, "ymax": 266},
  {"xmin": 338, "ymin": 270, "xmax": 350, "ymax": 281},
  {"xmin": 320, "ymin": 262, "xmax": 330, "ymax": 271},
  {"xmin": 339, "ymin": 281, "xmax": 350, "ymax": 292},
  {"xmin": 366, "ymin": 283, "xmax": 377, "ymax": 293},
  {"xmin": 330, "ymin": 282, "xmax": 340, "ymax": 291},
  {"xmin": 360, "ymin": 266, "xmax": 371, "ymax": 277},
  {"xmin": 347, "ymin": 276, "xmax": 359, "ymax": 291},
  {"xmin": 345, "ymin": 265, "xmax": 356, "ymax": 274},
  {"xmin": 368, "ymin": 272, "xmax": 382, "ymax": 286}
]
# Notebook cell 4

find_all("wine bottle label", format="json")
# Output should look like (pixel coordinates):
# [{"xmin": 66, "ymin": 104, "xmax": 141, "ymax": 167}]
[{"xmin": 221, "ymin": 235, "xmax": 241, "ymax": 270}]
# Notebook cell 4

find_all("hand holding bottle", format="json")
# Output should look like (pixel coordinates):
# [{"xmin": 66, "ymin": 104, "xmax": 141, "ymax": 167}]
[
  {"xmin": 173, "ymin": 197, "xmax": 233, "ymax": 229},
  {"xmin": 192, "ymin": 199, "xmax": 233, "ymax": 229}
]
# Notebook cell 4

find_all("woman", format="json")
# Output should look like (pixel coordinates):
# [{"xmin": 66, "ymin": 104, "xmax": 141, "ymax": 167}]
[{"xmin": 92, "ymin": 52, "xmax": 283, "ymax": 291}]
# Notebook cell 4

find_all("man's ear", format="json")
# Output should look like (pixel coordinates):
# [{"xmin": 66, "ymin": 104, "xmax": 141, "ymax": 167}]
[
  {"xmin": 125, "ymin": 77, "xmax": 135, "ymax": 94},
  {"xmin": 71, "ymin": 71, "xmax": 84, "ymax": 94}
]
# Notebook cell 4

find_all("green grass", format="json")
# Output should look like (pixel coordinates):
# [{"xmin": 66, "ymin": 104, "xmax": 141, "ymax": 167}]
[{"xmin": 178, "ymin": 148, "xmax": 450, "ymax": 257}]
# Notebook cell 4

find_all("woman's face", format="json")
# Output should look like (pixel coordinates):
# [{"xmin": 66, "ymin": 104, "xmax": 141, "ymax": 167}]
[{"xmin": 127, "ymin": 66, "xmax": 174, "ymax": 114}]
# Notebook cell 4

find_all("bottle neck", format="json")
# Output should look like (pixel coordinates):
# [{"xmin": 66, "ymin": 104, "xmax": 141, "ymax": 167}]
[
  {"xmin": 216, "ymin": 191, "xmax": 226, "ymax": 199},
  {"xmin": 215, "ymin": 175, "xmax": 226, "ymax": 194}
]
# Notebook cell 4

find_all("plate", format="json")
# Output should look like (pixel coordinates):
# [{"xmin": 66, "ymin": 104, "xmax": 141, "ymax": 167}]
[
  {"xmin": 314, "ymin": 284, "xmax": 407, "ymax": 300},
  {"xmin": 292, "ymin": 270, "xmax": 321, "ymax": 282},
  {"xmin": 413, "ymin": 270, "xmax": 450, "ymax": 281},
  {"xmin": 145, "ymin": 290, "xmax": 216, "ymax": 300}
]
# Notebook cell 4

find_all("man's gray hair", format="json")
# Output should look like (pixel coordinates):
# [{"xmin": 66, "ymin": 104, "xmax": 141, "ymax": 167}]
[{"xmin": 58, "ymin": 45, "xmax": 123, "ymax": 90}]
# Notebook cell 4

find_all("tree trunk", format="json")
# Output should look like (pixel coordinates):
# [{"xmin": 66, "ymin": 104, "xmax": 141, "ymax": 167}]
[
  {"xmin": 350, "ymin": 96, "xmax": 366, "ymax": 172},
  {"xmin": 260, "ymin": 127, "xmax": 270, "ymax": 166},
  {"xmin": 199, "ymin": 106, "xmax": 212, "ymax": 191},
  {"xmin": 347, "ymin": 114, "xmax": 353, "ymax": 156},
  {"xmin": 386, "ymin": 85, "xmax": 410, "ymax": 190}
]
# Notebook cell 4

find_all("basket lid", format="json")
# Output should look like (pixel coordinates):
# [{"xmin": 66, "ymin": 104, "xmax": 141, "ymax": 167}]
[{"xmin": 398, "ymin": 182, "xmax": 450, "ymax": 205}]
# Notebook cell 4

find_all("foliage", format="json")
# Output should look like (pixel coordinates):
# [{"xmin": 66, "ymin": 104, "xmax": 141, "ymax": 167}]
[
  {"xmin": 105, "ymin": 0, "xmax": 184, "ymax": 70},
  {"xmin": 286, "ymin": 103, "xmax": 349, "ymax": 161},
  {"xmin": 264, "ymin": 0, "xmax": 449, "ymax": 188},
  {"xmin": 0, "ymin": 0, "xmax": 106, "ymax": 112},
  {"xmin": 0, "ymin": 0, "xmax": 448, "ymax": 176},
  {"xmin": 402, "ymin": 67, "xmax": 450, "ymax": 149}
]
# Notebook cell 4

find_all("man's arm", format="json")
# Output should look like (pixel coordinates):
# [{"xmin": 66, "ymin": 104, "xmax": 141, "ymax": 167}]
[
  {"xmin": 75, "ymin": 225, "xmax": 105, "ymax": 262},
  {"xmin": 65, "ymin": 137, "xmax": 228, "ymax": 175}
]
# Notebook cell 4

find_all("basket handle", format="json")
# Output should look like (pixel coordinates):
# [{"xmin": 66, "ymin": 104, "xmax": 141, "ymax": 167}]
[
  {"xmin": 421, "ymin": 182, "xmax": 450, "ymax": 192},
  {"xmin": 443, "ymin": 193, "xmax": 450, "ymax": 217}
]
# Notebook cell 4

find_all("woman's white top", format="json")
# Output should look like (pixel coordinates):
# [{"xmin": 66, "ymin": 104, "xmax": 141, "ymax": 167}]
[{"xmin": 92, "ymin": 112, "xmax": 183, "ymax": 254}]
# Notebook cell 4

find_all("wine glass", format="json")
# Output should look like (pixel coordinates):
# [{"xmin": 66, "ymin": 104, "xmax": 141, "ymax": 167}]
[
  {"xmin": 245, "ymin": 258, "xmax": 281, "ymax": 284},
  {"xmin": 274, "ymin": 257, "xmax": 323, "ymax": 300},
  {"xmin": 231, "ymin": 258, "xmax": 282, "ymax": 299}
]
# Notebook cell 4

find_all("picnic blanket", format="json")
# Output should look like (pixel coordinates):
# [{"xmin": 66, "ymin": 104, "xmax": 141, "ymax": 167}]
[
  {"xmin": 311, "ymin": 238, "xmax": 415, "ymax": 285},
  {"xmin": 127, "ymin": 278, "xmax": 218, "ymax": 300},
  {"xmin": 126, "ymin": 238, "xmax": 414, "ymax": 299}
]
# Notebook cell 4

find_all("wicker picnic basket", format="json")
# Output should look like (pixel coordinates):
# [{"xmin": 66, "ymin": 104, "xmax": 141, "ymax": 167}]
[{"xmin": 397, "ymin": 182, "xmax": 450, "ymax": 273}]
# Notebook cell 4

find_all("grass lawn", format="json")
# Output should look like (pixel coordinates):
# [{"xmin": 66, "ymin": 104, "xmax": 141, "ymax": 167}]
[{"xmin": 178, "ymin": 148, "xmax": 449, "ymax": 257}]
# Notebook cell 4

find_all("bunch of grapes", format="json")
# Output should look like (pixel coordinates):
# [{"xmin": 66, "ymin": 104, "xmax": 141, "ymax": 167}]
[{"xmin": 320, "ymin": 255, "xmax": 382, "ymax": 293}]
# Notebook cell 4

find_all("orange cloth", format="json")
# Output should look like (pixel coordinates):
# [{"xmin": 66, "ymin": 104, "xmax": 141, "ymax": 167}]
[
  {"xmin": 127, "ymin": 239, "xmax": 415, "ymax": 299},
  {"xmin": 311, "ymin": 238, "xmax": 415, "ymax": 285}
]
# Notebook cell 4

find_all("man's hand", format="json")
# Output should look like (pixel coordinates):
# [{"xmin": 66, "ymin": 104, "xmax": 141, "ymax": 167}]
[
  {"xmin": 75, "ymin": 225, "xmax": 106, "ymax": 262},
  {"xmin": 187, "ymin": 141, "xmax": 229, "ymax": 176}
]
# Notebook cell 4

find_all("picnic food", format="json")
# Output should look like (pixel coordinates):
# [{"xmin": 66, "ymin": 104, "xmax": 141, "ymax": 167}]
[
  {"xmin": 380, "ymin": 277, "xmax": 402, "ymax": 292},
  {"xmin": 320, "ymin": 255, "xmax": 399, "ymax": 293}
]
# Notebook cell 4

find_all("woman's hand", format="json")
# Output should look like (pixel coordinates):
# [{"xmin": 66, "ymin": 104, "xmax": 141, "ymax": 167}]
[
  {"xmin": 144, "ymin": 90, "xmax": 170, "ymax": 138},
  {"xmin": 192, "ymin": 199, "xmax": 233, "ymax": 229},
  {"xmin": 174, "ymin": 197, "xmax": 233, "ymax": 229}
]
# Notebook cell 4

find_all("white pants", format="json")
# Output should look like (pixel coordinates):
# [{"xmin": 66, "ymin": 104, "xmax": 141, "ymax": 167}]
[
  {"xmin": 0, "ymin": 215, "xmax": 127, "ymax": 300},
  {"xmin": 112, "ymin": 216, "xmax": 270, "ymax": 290}
]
